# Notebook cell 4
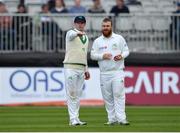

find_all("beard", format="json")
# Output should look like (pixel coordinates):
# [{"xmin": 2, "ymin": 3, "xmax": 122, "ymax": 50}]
[{"xmin": 102, "ymin": 29, "xmax": 112, "ymax": 37}]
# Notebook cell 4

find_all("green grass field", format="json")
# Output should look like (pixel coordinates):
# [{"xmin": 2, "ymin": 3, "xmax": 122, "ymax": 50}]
[{"xmin": 0, "ymin": 106, "xmax": 180, "ymax": 132}]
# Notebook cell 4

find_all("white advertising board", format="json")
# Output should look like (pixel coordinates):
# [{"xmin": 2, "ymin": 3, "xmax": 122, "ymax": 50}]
[{"xmin": 0, "ymin": 68, "xmax": 102, "ymax": 105}]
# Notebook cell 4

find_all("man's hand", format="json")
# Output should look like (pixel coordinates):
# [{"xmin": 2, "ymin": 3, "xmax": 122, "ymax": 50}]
[
  {"xmin": 103, "ymin": 53, "xmax": 112, "ymax": 60},
  {"xmin": 114, "ymin": 54, "xmax": 123, "ymax": 61},
  {"xmin": 77, "ymin": 31, "xmax": 85, "ymax": 37},
  {"xmin": 84, "ymin": 71, "xmax": 90, "ymax": 80}
]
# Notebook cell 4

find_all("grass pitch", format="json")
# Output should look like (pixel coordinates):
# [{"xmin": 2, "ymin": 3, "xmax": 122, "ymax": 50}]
[{"xmin": 0, "ymin": 106, "xmax": 180, "ymax": 132}]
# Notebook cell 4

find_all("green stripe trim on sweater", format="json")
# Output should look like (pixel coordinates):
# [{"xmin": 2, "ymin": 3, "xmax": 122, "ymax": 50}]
[{"xmin": 79, "ymin": 35, "xmax": 87, "ymax": 44}]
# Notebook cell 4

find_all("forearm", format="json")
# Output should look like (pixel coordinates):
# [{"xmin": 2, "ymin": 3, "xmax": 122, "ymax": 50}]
[
  {"xmin": 90, "ymin": 51, "xmax": 104, "ymax": 61},
  {"xmin": 68, "ymin": 32, "xmax": 78, "ymax": 41}
]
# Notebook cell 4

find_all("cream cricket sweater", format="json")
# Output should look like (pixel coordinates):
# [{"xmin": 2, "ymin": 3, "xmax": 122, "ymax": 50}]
[{"xmin": 63, "ymin": 29, "xmax": 89, "ymax": 70}]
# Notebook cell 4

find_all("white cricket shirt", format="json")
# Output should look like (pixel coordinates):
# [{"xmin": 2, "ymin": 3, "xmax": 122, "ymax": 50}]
[{"xmin": 91, "ymin": 32, "xmax": 129, "ymax": 73}]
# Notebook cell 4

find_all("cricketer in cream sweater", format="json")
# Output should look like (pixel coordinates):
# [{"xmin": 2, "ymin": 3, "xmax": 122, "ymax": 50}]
[
  {"xmin": 63, "ymin": 16, "xmax": 90, "ymax": 126},
  {"xmin": 63, "ymin": 28, "xmax": 88, "ymax": 70}
]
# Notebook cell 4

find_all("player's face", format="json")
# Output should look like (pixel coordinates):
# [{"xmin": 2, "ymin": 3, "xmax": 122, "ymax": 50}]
[
  {"xmin": 102, "ymin": 21, "xmax": 112, "ymax": 37},
  {"xmin": 74, "ymin": 22, "xmax": 86, "ymax": 31}
]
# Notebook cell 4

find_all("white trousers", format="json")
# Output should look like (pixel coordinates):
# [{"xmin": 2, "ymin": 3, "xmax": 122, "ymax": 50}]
[
  {"xmin": 64, "ymin": 68, "xmax": 84, "ymax": 121},
  {"xmin": 100, "ymin": 71, "xmax": 126, "ymax": 122}
]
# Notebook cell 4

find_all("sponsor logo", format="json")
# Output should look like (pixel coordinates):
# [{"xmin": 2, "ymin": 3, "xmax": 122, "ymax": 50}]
[
  {"xmin": 9, "ymin": 70, "xmax": 64, "ymax": 92},
  {"xmin": 112, "ymin": 43, "xmax": 118, "ymax": 50},
  {"xmin": 99, "ymin": 46, "xmax": 107, "ymax": 50},
  {"xmin": 125, "ymin": 71, "xmax": 180, "ymax": 94}
]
